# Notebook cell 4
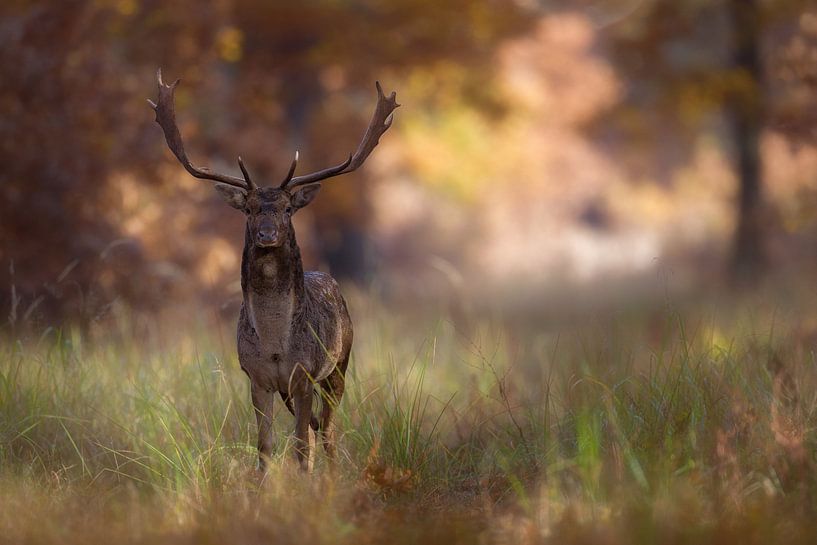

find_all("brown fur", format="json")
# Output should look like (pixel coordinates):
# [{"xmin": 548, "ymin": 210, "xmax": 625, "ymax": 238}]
[
  {"xmin": 149, "ymin": 72, "xmax": 398, "ymax": 471},
  {"xmin": 222, "ymin": 186, "xmax": 353, "ymax": 471}
]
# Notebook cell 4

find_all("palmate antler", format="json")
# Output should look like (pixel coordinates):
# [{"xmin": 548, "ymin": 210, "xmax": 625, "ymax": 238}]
[
  {"xmin": 281, "ymin": 81, "xmax": 400, "ymax": 190},
  {"xmin": 149, "ymin": 69, "xmax": 399, "ymax": 192},
  {"xmin": 148, "ymin": 69, "xmax": 254, "ymax": 190}
]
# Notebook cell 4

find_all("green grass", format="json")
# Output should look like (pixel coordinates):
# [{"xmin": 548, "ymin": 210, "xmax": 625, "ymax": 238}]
[{"xmin": 1, "ymin": 289, "xmax": 817, "ymax": 544}]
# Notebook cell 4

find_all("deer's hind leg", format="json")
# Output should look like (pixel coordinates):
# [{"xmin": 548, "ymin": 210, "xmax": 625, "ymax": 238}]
[{"xmin": 317, "ymin": 350, "xmax": 349, "ymax": 462}]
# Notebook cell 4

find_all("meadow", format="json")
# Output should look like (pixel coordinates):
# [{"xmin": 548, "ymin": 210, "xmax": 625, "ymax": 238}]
[{"xmin": 2, "ymin": 283, "xmax": 817, "ymax": 544}]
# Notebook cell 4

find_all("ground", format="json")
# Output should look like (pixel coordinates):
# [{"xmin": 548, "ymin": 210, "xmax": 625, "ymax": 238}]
[{"xmin": 2, "ymin": 282, "xmax": 817, "ymax": 544}]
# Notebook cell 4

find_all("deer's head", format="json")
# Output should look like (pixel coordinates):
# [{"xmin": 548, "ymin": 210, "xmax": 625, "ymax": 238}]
[
  {"xmin": 215, "ymin": 183, "xmax": 320, "ymax": 248},
  {"xmin": 148, "ymin": 69, "xmax": 399, "ymax": 249}
]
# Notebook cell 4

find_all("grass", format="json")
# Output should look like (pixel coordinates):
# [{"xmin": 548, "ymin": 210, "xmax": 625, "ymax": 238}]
[{"xmin": 1, "ymin": 286, "xmax": 817, "ymax": 544}]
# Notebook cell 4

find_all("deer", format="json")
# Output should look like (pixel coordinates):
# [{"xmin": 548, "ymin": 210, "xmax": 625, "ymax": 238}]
[{"xmin": 148, "ymin": 69, "xmax": 399, "ymax": 471}]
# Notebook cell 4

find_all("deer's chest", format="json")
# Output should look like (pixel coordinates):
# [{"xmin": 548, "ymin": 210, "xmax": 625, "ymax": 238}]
[
  {"xmin": 238, "ymin": 291, "xmax": 294, "ymax": 384},
  {"xmin": 247, "ymin": 290, "xmax": 293, "ymax": 348},
  {"xmin": 236, "ymin": 300, "xmax": 343, "ymax": 392}
]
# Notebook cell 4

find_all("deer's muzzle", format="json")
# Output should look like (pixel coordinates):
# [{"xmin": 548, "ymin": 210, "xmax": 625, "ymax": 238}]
[{"xmin": 256, "ymin": 228, "xmax": 281, "ymax": 247}]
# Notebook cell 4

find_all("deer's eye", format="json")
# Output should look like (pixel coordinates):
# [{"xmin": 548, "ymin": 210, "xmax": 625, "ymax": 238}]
[{"xmin": 285, "ymin": 206, "xmax": 292, "ymax": 215}]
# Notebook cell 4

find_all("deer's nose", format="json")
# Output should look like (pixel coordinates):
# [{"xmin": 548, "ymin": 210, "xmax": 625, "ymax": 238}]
[{"xmin": 257, "ymin": 229, "xmax": 279, "ymax": 245}]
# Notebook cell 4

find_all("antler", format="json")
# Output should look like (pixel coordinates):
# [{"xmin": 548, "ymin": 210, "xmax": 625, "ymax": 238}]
[
  {"xmin": 148, "ymin": 69, "xmax": 254, "ymax": 191},
  {"xmin": 284, "ymin": 81, "xmax": 399, "ymax": 190},
  {"xmin": 278, "ymin": 151, "xmax": 300, "ymax": 189}
]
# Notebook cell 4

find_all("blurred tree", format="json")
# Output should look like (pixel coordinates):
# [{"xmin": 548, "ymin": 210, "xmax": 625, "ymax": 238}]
[
  {"xmin": 0, "ymin": 0, "xmax": 536, "ymax": 325},
  {"xmin": 0, "ymin": 0, "xmax": 233, "ymax": 329},
  {"xmin": 589, "ymin": 0, "xmax": 815, "ymax": 283},
  {"xmin": 228, "ymin": 0, "xmax": 534, "ymax": 280},
  {"xmin": 1, "ymin": 3, "xmax": 136, "ymax": 327},
  {"xmin": 727, "ymin": 0, "xmax": 764, "ymax": 280}
]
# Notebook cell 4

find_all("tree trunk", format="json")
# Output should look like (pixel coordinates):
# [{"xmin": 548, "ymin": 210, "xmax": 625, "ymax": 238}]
[{"xmin": 727, "ymin": 0, "xmax": 765, "ymax": 283}]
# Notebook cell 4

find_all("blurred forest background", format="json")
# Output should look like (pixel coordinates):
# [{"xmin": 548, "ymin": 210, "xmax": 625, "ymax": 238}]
[{"xmin": 1, "ymin": 0, "xmax": 816, "ymax": 329}]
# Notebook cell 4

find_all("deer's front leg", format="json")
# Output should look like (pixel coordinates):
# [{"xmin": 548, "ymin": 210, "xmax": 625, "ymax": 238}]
[
  {"xmin": 291, "ymin": 368, "xmax": 313, "ymax": 471},
  {"xmin": 251, "ymin": 383, "xmax": 275, "ymax": 472}
]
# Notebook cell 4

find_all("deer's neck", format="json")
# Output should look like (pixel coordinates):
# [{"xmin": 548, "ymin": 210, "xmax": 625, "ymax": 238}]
[{"xmin": 241, "ymin": 226, "xmax": 304, "ymax": 356}]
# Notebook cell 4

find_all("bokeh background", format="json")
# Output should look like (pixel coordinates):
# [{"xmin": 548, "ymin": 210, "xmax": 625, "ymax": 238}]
[{"xmin": 2, "ymin": 0, "xmax": 816, "ymax": 329}]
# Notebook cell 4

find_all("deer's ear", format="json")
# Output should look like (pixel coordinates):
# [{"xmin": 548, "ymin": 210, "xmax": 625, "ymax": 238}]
[
  {"xmin": 291, "ymin": 184, "xmax": 321, "ymax": 212},
  {"xmin": 214, "ymin": 184, "xmax": 247, "ymax": 210}
]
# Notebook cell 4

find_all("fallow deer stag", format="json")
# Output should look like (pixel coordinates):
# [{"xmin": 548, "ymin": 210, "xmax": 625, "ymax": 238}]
[{"xmin": 148, "ymin": 69, "xmax": 399, "ymax": 471}]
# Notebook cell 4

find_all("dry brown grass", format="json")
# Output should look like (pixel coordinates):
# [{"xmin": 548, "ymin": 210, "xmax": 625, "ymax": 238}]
[{"xmin": 2, "ymin": 289, "xmax": 817, "ymax": 544}]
